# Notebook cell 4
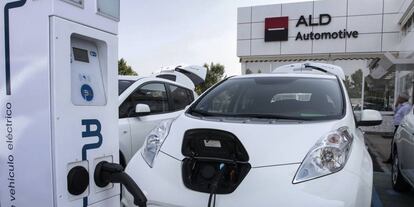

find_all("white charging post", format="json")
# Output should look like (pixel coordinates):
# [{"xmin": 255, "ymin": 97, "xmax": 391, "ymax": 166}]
[{"xmin": 0, "ymin": 1, "xmax": 146, "ymax": 206}]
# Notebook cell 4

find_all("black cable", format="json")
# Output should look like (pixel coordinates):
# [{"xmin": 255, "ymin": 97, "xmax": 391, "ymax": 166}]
[
  {"xmin": 213, "ymin": 194, "xmax": 216, "ymax": 207},
  {"xmin": 208, "ymin": 193, "xmax": 213, "ymax": 207},
  {"xmin": 207, "ymin": 164, "xmax": 225, "ymax": 207},
  {"xmin": 207, "ymin": 192, "xmax": 217, "ymax": 207}
]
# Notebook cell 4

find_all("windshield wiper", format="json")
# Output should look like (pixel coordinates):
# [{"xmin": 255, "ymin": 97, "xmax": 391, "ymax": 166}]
[
  {"xmin": 188, "ymin": 109, "xmax": 215, "ymax": 117},
  {"xmin": 189, "ymin": 110, "xmax": 310, "ymax": 121},
  {"xmin": 228, "ymin": 113, "xmax": 311, "ymax": 121}
]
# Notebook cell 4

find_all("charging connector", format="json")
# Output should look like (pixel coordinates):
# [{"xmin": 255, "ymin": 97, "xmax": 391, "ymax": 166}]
[
  {"xmin": 94, "ymin": 161, "xmax": 147, "ymax": 207},
  {"xmin": 208, "ymin": 163, "xmax": 225, "ymax": 207}
]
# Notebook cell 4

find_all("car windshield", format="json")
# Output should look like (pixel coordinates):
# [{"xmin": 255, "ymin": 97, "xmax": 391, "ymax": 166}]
[
  {"xmin": 188, "ymin": 76, "xmax": 344, "ymax": 121},
  {"xmin": 118, "ymin": 80, "xmax": 135, "ymax": 95}
]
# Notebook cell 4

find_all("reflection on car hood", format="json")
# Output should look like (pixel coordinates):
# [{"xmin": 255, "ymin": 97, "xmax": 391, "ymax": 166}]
[{"xmin": 161, "ymin": 114, "xmax": 345, "ymax": 167}]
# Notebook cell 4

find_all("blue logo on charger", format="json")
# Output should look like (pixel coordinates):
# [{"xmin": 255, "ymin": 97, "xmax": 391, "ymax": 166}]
[{"xmin": 81, "ymin": 84, "xmax": 94, "ymax": 101}]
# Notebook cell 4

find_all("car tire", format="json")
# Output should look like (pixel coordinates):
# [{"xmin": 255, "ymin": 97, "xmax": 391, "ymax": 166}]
[{"xmin": 391, "ymin": 149, "xmax": 411, "ymax": 192}]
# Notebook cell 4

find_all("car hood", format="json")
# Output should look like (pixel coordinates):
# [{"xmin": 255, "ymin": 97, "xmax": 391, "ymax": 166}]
[{"xmin": 161, "ymin": 114, "xmax": 347, "ymax": 167}]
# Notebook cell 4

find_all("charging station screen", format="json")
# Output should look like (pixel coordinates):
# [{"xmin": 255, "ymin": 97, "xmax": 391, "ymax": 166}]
[{"xmin": 73, "ymin": 47, "xmax": 89, "ymax": 63}]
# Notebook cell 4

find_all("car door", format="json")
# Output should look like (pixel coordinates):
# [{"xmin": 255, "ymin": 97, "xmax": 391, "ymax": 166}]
[
  {"xmin": 125, "ymin": 82, "xmax": 169, "ymax": 155},
  {"xmin": 118, "ymin": 79, "xmax": 137, "ymax": 164},
  {"xmin": 399, "ymin": 109, "xmax": 414, "ymax": 182},
  {"xmin": 118, "ymin": 117, "xmax": 132, "ymax": 165},
  {"xmin": 125, "ymin": 82, "xmax": 180, "ymax": 157}
]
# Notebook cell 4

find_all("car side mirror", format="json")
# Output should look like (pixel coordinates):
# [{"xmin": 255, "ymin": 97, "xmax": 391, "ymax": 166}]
[
  {"xmin": 357, "ymin": 109, "xmax": 382, "ymax": 126},
  {"xmin": 135, "ymin": 104, "xmax": 151, "ymax": 116}
]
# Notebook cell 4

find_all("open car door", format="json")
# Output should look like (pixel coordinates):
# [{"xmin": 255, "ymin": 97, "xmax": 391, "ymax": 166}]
[{"xmin": 153, "ymin": 65, "xmax": 207, "ymax": 90}]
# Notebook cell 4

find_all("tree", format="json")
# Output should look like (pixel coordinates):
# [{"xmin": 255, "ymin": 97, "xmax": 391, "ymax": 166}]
[
  {"xmin": 245, "ymin": 68, "xmax": 252, "ymax": 74},
  {"xmin": 118, "ymin": 58, "xmax": 137, "ymax": 75},
  {"xmin": 195, "ymin": 62, "xmax": 225, "ymax": 95},
  {"xmin": 351, "ymin": 69, "xmax": 363, "ymax": 97},
  {"xmin": 258, "ymin": 69, "xmax": 262, "ymax": 74},
  {"xmin": 344, "ymin": 75, "xmax": 352, "ymax": 90},
  {"xmin": 344, "ymin": 69, "xmax": 363, "ymax": 98}
]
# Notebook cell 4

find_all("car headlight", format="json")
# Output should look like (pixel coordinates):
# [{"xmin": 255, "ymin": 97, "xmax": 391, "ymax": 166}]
[
  {"xmin": 141, "ymin": 119, "xmax": 173, "ymax": 168},
  {"xmin": 293, "ymin": 127, "xmax": 354, "ymax": 184}
]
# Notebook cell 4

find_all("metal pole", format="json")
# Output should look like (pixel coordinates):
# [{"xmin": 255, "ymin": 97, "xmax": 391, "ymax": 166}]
[{"xmin": 361, "ymin": 75, "xmax": 365, "ymax": 111}]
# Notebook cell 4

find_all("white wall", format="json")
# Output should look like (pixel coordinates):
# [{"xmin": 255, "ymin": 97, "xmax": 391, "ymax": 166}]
[{"xmin": 237, "ymin": 0, "xmax": 404, "ymax": 57}]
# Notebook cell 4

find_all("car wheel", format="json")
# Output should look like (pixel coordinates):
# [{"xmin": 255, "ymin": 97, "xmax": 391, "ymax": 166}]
[{"xmin": 391, "ymin": 149, "xmax": 411, "ymax": 192}]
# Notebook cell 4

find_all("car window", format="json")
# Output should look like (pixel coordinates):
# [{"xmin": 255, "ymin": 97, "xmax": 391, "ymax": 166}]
[
  {"xmin": 157, "ymin": 74, "xmax": 177, "ymax": 82},
  {"xmin": 169, "ymin": 84, "xmax": 194, "ymax": 111},
  {"xmin": 189, "ymin": 77, "xmax": 344, "ymax": 121},
  {"xmin": 119, "ymin": 83, "xmax": 169, "ymax": 118},
  {"xmin": 118, "ymin": 80, "xmax": 135, "ymax": 95}
]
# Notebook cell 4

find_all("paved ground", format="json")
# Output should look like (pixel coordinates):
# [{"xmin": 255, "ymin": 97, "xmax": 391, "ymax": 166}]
[{"xmin": 365, "ymin": 133, "xmax": 414, "ymax": 207}]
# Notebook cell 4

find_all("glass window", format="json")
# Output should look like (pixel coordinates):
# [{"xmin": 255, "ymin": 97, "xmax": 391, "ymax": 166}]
[
  {"xmin": 119, "ymin": 83, "xmax": 169, "ymax": 118},
  {"xmin": 118, "ymin": 80, "xmax": 135, "ymax": 95},
  {"xmin": 397, "ymin": 71, "xmax": 413, "ymax": 102},
  {"xmin": 61, "ymin": 0, "xmax": 84, "ymax": 8},
  {"xmin": 363, "ymin": 73, "xmax": 395, "ymax": 112},
  {"xmin": 157, "ymin": 74, "xmax": 177, "ymax": 82},
  {"xmin": 189, "ymin": 77, "xmax": 344, "ymax": 120},
  {"xmin": 169, "ymin": 85, "xmax": 194, "ymax": 111},
  {"xmin": 97, "ymin": 0, "xmax": 120, "ymax": 20}
]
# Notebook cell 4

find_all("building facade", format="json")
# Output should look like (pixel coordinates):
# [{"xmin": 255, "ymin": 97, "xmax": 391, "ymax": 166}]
[{"xmin": 237, "ymin": 0, "xmax": 414, "ymax": 132}]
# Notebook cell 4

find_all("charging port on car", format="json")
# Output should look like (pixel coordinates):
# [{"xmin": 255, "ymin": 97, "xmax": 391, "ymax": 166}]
[{"xmin": 181, "ymin": 129, "xmax": 251, "ymax": 194}]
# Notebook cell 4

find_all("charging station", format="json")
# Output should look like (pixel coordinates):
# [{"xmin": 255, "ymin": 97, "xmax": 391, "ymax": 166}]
[{"xmin": 1, "ymin": 0, "xmax": 145, "ymax": 206}]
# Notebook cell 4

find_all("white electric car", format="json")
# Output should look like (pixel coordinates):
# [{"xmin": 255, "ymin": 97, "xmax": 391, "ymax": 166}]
[
  {"xmin": 119, "ymin": 65, "xmax": 206, "ymax": 166},
  {"xmin": 123, "ymin": 62, "xmax": 382, "ymax": 207}
]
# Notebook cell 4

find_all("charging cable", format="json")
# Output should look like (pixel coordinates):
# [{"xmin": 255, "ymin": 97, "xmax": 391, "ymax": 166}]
[{"xmin": 208, "ymin": 163, "xmax": 225, "ymax": 207}]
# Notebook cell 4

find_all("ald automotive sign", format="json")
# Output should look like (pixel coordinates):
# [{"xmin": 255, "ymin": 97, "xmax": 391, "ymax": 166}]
[{"xmin": 265, "ymin": 14, "xmax": 359, "ymax": 42}]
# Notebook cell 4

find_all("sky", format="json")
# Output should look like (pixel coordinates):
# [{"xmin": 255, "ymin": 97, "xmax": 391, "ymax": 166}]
[{"xmin": 119, "ymin": 0, "xmax": 312, "ymax": 76}]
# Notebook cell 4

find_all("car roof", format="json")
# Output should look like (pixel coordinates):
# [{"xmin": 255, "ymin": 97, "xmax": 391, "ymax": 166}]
[
  {"xmin": 119, "ymin": 75, "xmax": 142, "ymax": 81},
  {"xmin": 119, "ymin": 75, "xmax": 193, "ymax": 90},
  {"xmin": 231, "ymin": 73, "xmax": 338, "ymax": 80},
  {"xmin": 272, "ymin": 62, "xmax": 345, "ymax": 80}
]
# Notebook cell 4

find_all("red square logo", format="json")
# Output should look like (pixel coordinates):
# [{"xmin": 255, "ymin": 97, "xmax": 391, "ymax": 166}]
[{"xmin": 265, "ymin": 17, "xmax": 289, "ymax": 42}]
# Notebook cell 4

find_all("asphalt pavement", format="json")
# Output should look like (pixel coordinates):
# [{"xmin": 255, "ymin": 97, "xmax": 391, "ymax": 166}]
[{"xmin": 365, "ymin": 133, "xmax": 414, "ymax": 207}]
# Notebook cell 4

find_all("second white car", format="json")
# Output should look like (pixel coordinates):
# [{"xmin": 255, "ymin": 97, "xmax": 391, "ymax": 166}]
[{"xmin": 119, "ymin": 65, "xmax": 206, "ymax": 165}]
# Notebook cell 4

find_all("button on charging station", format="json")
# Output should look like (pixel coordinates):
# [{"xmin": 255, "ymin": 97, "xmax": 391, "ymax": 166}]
[
  {"xmin": 67, "ymin": 166, "xmax": 89, "ymax": 196},
  {"xmin": 81, "ymin": 84, "xmax": 94, "ymax": 102}
]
